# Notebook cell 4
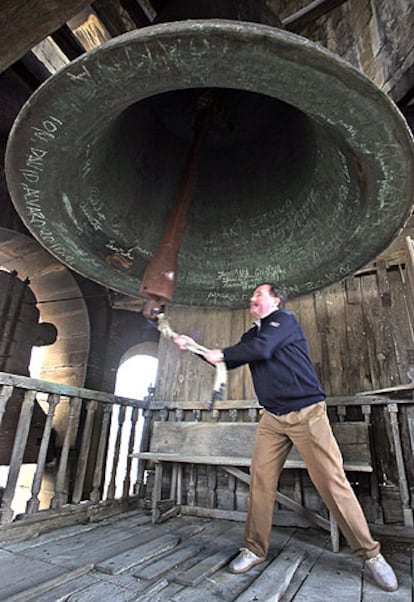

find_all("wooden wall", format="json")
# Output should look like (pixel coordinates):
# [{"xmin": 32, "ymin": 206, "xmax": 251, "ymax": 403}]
[
  {"xmin": 156, "ymin": 262, "xmax": 414, "ymax": 402},
  {"xmin": 279, "ymin": 0, "xmax": 414, "ymax": 104}
]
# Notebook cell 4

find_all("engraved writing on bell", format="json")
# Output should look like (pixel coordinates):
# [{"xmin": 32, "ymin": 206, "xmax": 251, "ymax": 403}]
[
  {"xmin": 38, "ymin": 227, "xmax": 56, "ymax": 245},
  {"xmin": 217, "ymin": 265, "xmax": 286, "ymax": 288},
  {"xmin": 67, "ymin": 65, "xmax": 92, "ymax": 82},
  {"xmin": 20, "ymin": 147, "xmax": 48, "ymax": 183},
  {"xmin": 27, "ymin": 205, "xmax": 45, "ymax": 227},
  {"xmin": 106, "ymin": 240, "xmax": 134, "ymax": 260},
  {"xmin": 21, "ymin": 184, "xmax": 40, "ymax": 202},
  {"xmin": 20, "ymin": 170, "xmax": 40, "ymax": 184},
  {"xmin": 25, "ymin": 147, "xmax": 47, "ymax": 170},
  {"xmin": 80, "ymin": 158, "xmax": 92, "ymax": 179},
  {"xmin": 21, "ymin": 187, "xmax": 76, "ymax": 264},
  {"xmin": 207, "ymin": 291, "xmax": 238, "ymax": 303},
  {"xmin": 80, "ymin": 186, "xmax": 105, "ymax": 231},
  {"xmin": 29, "ymin": 116, "xmax": 63, "ymax": 143}
]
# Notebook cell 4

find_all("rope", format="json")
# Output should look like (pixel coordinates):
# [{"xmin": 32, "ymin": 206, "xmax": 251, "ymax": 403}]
[{"xmin": 157, "ymin": 313, "xmax": 227, "ymax": 409}]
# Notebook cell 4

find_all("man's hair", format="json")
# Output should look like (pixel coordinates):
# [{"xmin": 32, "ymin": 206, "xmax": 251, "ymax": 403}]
[{"xmin": 260, "ymin": 282, "xmax": 287, "ymax": 309}]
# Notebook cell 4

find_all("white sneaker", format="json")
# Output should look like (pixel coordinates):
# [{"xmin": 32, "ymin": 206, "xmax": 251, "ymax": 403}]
[
  {"xmin": 365, "ymin": 553, "xmax": 398, "ymax": 592},
  {"xmin": 229, "ymin": 547, "xmax": 266, "ymax": 574}
]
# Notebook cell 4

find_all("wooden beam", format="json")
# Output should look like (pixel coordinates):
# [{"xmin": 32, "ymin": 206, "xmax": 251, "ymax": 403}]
[
  {"xmin": 223, "ymin": 466, "xmax": 332, "ymax": 531},
  {"xmin": 120, "ymin": 0, "xmax": 153, "ymax": 27},
  {"xmin": 0, "ymin": 0, "xmax": 92, "ymax": 72},
  {"xmin": 0, "ymin": 371, "xmax": 147, "ymax": 407},
  {"xmin": 282, "ymin": 0, "xmax": 349, "ymax": 33},
  {"xmin": 92, "ymin": 0, "xmax": 137, "ymax": 37},
  {"xmin": 51, "ymin": 23, "xmax": 86, "ymax": 60}
]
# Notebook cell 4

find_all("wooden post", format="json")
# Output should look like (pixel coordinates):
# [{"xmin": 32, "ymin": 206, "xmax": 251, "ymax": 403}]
[
  {"xmin": 0, "ymin": 390, "xmax": 36, "ymax": 524},
  {"xmin": 90, "ymin": 402, "xmax": 113, "ymax": 502},
  {"xmin": 0, "ymin": 384, "xmax": 13, "ymax": 426},
  {"xmin": 26, "ymin": 393, "xmax": 59, "ymax": 513},
  {"xmin": 404, "ymin": 236, "xmax": 414, "ymax": 328},
  {"xmin": 51, "ymin": 396, "xmax": 82, "ymax": 509},
  {"xmin": 187, "ymin": 464, "xmax": 197, "ymax": 506},
  {"xmin": 123, "ymin": 406, "xmax": 139, "ymax": 498},
  {"xmin": 72, "ymin": 399, "xmax": 98, "ymax": 503},
  {"xmin": 106, "ymin": 404, "xmax": 126, "ymax": 500},
  {"xmin": 152, "ymin": 462, "xmax": 163, "ymax": 523},
  {"xmin": 387, "ymin": 402, "xmax": 414, "ymax": 526},
  {"xmin": 361, "ymin": 403, "xmax": 383, "ymax": 524},
  {"xmin": 134, "ymin": 408, "xmax": 153, "ymax": 497},
  {"xmin": 207, "ymin": 465, "xmax": 217, "ymax": 508}
]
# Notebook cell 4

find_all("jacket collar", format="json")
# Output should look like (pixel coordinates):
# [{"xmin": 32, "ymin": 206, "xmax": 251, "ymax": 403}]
[{"xmin": 254, "ymin": 308, "xmax": 280, "ymax": 329}]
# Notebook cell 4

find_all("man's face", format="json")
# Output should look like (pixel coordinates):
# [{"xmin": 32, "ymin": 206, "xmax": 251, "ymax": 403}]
[{"xmin": 249, "ymin": 285, "xmax": 279, "ymax": 319}]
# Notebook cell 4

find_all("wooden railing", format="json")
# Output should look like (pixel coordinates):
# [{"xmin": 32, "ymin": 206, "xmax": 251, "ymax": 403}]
[
  {"xmin": 1, "ymin": 371, "xmax": 413, "ymax": 542},
  {"xmin": 0, "ymin": 372, "xmax": 149, "ymax": 531},
  {"xmin": 142, "ymin": 395, "xmax": 414, "ymax": 533}
]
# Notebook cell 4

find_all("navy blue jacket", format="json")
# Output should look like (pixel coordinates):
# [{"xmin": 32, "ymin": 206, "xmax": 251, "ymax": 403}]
[{"xmin": 223, "ymin": 309, "xmax": 325, "ymax": 415}]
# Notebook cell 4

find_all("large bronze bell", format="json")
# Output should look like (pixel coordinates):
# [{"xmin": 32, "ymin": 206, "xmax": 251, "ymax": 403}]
[{"xmin": 5, "ymin": 1, "xmax": 414, "ymax": 308}]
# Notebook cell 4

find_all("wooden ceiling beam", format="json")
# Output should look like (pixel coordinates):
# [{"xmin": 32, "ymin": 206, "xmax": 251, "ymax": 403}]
[
  {"xmin": 92, "ymin": 0, "xmax": 137, "ymax": 37},
  {"xmin": 119, "ymin": 0, "xmax": 152, "ymax": 28},
  {"xmin": 0, "ymin": 0, "xmax": 92, "ymax": 73},
  {"xmin": 282, "ymin": 0, "xmax": 349, "ymax": 33},
  {"xmin": 51, "ymin": 24, "xmax": 86, "ymax": 61}
]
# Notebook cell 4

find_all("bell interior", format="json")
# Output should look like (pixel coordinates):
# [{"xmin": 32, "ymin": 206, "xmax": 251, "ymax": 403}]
[{"xmin": 87, "ymin": 87, "xmax": 363, "ymax": 303}]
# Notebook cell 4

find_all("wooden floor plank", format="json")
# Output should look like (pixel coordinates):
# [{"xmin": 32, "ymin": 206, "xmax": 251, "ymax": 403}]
[
  {"xmin": 175, "ymin": 544, "xmax": 236, "ymax": 586},
  {"xmin": 148, "ymin": 581, "xmax": 185, "ymax": 601},
  {"xmin": 234, "ymin": 541, "xmax": 306, "ymax": 602},
  {"xmin": 93, "ymin": 512, "xmax": 152, "ymax": 531},
  {"xmin": 0, "ymin": 550, "xmax": 69, "ymax": 599},
  {"xmin": 134, "ymin": 542, "xmax": 202, "ymax": 580},
  {"xmin": 0, "ymin": 513, "xmax": 412, "ymax": 602},
  {"xmin": 2, "ymin": 522, "xmax": 100, "ymax": 553},
  {"xmin": 171, "ymin": 586, "xmax": 231, "ymax": 602},
  {"xmin": 54, "ymin": 579, "xmax": 136, "ymax": 601},
  {"xmin": 13, "ymin": 574, "xmax": 102, "ymax": 602},
  {"xmin": 291, "ymin": 547, "xmax": 363, "ymax": 602},
  {"xmin": 10, "ymin": 522, "xmax": 152, "ymax": 564},
  {"xmin": 3, "ymin": 565, "xmax": 94, "ymax": 602},
  {"xmin": 95, "ymin": 533, "xmax": 180, "ymax": 575},
  {"xmin": 279, "ymin": 528, "xmax": 329, "ymax": 601},
  {"xmin": 16, "ymin": 520, "xmax": 175, "ymax": 570},
  {"xmin": 169, "ymin": 525, "xmax": 298, "ymax": 602},
  {"xmin": 134, "ymin": 520, "xmax": 242, "ymax": 591},
  {"xmin": 172, "ymin": 519, "xmax": 208, "ymax": 540},
  {"xmin": 189, "ymin": 526, "xmax": 312, "ymax": 602},
  {"xmin": 135, "ymin": 577, "xmax": 170, "ymax": 602},
  {"xmin": 170, "ymin": 522, "xmax": 244, "ymax": 589}
]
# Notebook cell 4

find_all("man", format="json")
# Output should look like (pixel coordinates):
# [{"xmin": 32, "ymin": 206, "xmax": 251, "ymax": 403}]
[{"xmin": 174, "ymin": 283, "xmax": 398, "ymax": 592}]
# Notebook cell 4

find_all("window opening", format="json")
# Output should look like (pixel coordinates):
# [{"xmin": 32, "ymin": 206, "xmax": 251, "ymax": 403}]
[{"xmin": 104, "ymin": 353, "xmax": 158, "ymax": 498}]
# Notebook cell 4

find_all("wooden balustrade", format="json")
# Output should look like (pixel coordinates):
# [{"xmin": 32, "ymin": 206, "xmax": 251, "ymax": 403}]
[
  {"xmin": 0, "ymin": 372, "xmax": 148, "ymax": 528},
  {"xmin": 142, "ymin": 394, "xmax": 414, "ymax": 532},
  {"xmin": 0, "ymin": 370, "xmax": 413, "ymax": 541}
]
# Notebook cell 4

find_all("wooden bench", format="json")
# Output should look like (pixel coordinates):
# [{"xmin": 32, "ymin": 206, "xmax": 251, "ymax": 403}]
[{"xmin": 133, "ymin": 420, "xmax": 373, "ymax": 552}]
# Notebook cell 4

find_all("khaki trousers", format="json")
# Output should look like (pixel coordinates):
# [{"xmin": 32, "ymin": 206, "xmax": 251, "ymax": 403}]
[{"xmin": 244, "ymin": 402, "xmax": 380, "ymax": 559}]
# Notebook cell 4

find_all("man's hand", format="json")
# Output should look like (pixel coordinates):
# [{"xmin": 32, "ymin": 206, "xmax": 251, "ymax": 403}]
[
  {"xmin": 173, "ymin": 334, "xmax": 197, "ymax": 350},
  {"xmin": 204, "ymin": 349, "xmax": 224, "ymax": 365}
]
